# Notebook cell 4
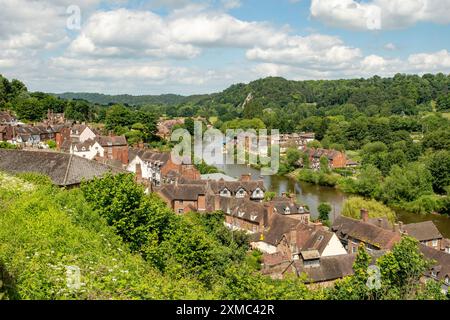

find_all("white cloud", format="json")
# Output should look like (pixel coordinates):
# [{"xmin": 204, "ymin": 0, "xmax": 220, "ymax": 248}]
[
  {"xmin": 384, "ymin": 43, "xmax": 397, "ymax": 51},
  {"xmin": 408, "ymin": 50, "xmax": 450, "ymax": 71},
  {"xmin": 310, "ymin": 0, "xmax": 450, "ymax": 30},
  {"xmin": 67, "ymin": 7, "xmax": 290, "ymax": 59},
  {"xmin": 246, "ymin": 34, "xmax": 362, "ymax": 69},
  {"xmin": 221, "ymin": 0, "xmax": 242, "ymax": 10}
]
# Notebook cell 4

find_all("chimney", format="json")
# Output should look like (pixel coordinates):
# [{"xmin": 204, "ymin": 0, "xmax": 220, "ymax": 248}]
[
  {"xmin": 240, "ymin": 173, "xmax": 251, "ymax": 182},
  {"xmin": 393, "ymin": 223, "xmax": 400, "ymax": 233},
  {"xmin": 360, "ymin": 208, "xmax": 369, "ymax": 222},
  {"xmin": 377, "ymin": 218, "xmax": 383, "ymax": 228},
  {"xmin": 135, "ymin": 163, "xmax": 142, "ymax": 181}
]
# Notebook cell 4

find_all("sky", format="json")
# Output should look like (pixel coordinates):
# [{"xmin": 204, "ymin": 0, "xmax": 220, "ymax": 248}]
[{"xmin": 0, "ymin": 0, "xmax": 449, "ymax": 95}]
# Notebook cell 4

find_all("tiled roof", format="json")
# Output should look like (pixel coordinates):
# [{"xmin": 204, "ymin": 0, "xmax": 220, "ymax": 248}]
[
  {"xmin": 97, "ymin": 135, "xmax": 127, "ymax": 147},
  {"xmin": 403, "ymin": 221, "xmax": 443, "ymax": 242},
  {"xmin": 0, "ymin": 149, "xmax": 124, "ymax": 186},
  {"xmin": 291, "ymin": 251, "xmax": 385, "ymax": 283},
  {"xmin": 158, "ymin": 183, "xmax": 207, "ymax": 201},
  {"xmin": 332, "ymin": 216, "xmax": 401, "ymax": 249},
  {"xmin": 219, "ymin": 197, "xmax": 267, "ymax": 223}
]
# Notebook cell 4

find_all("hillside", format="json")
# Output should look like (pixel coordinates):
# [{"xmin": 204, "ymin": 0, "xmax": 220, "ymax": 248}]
[
  {"xmin": 56, "ymin": 74, "xmax": 450, "ymax": 111},
  {"xmin": 56, "ymin": 92, "xmax": 211, "ymax": 106}
]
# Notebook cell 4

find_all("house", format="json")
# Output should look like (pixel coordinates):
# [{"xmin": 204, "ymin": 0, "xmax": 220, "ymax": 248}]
[
  {"xmin": 419, "ymin": 244, "xmax": 450, "ymax": 294},
  {"xmin": 268, "ymin": 195, "xmax": 310, "ymax": 224},
  {"xmin": 0, "ymin": 125, "xmax": 13, "ymax": 141},
  {"xmin": 301, "ymin": 147, "xmax": 347, "ymax": 170},
  {"xmin": 279, "ymin": 132, "xmax": 315, "ymax": 154},
  {"xmin": 156, "ymin": 118, "xmax": 184, "ymax": 140},
  {"xmin": 403, "ymin": 221, "xmax": 443, "ymax": 250},
  {"xmin": 70, "ymin": 139, "xmax": 104, "ymax": 160},
  {"xmin": 276, "ymin": 224, "xmax": 347, "ymax": 261},
  {"xmin": 0, "ymin": 149, "xmax": 124, "ymax": 187},
  {"xmin": 0, "ymin": 111, "xmax": 17, "ymax": 125},
  {"xmin": 127, "ymin": 149, "xmax": 200, "ymax": 186},
  {"xmin": 96, "ymin": 135, "xmax": 128, "ymax": 165},
  {"xmin": 331, "ymin": 210, "xmax": 402, "ymax": 253},
  {"xmin": 70, "ymin": 125, "xmax": 96, "ymax": 143},
  {"xmin": 252, "ymin": 214, "xmax": 302, "ymax": 254},
  {"xmin": 220, "ymin": 197, "xmax": 268, "ymax": 234},
  {"xmin": 157, "ymin": 181, "xmax": 213, "ymax": 213},
  {"xmin": 206, "ymin": 174, "xmax": 265, "ymax": 201},
  {"xmin": 276, "ymin": 250, "xmax": 386, "ymax": 287}
]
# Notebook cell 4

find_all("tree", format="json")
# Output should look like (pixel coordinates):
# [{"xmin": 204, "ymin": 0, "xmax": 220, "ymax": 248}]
[
  {"xmin": 184, "ymin": 117, "xmax": 195, "ymax": 136},
  {"xmin": 355, "ymin": 164, "xmax": 383, "ymax": 198},
  {"xmin": 436, "ymin": 93, "xmax": 450, "ymax": 111},
  {"xmin": 319, "ymin": 156, "xmax": 330, "ymax": 173},
  {"xmin": 382, "ymin": 163, "xmax": 434, "ymax": 203},
  {"xmin": 15, "ymin": 97, "xmax": 45, "ymax": 121},
  {"xmin": 286, "ymin": 148, "xmax": 301, "ymax": 169},
  {"xmin": 426, "ymin": 150, "xmax": 450, "ymax": 194},
  {"xmin": 105, "ymin": 104, "xmax": 134, "ymax": 131},
  {"xmin": 342, "ymin": 197, "xmax": 396, "ymax": 223},
  {"xmin": 377, "ymin": 237, "xmax": 431, "ymax": 299},
  {"xmin": 317, "ymin": 202, "xmax": 332, "ymax": 223}
]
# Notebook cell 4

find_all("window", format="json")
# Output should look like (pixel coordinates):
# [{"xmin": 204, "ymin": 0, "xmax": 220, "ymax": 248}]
[
  {"xmin": 432, "ymin": 239, "xmax": 438, "ymax": 247},
  {"xmin": 352, "ymin": 246, "xmax": 357, "ymax": 253}
]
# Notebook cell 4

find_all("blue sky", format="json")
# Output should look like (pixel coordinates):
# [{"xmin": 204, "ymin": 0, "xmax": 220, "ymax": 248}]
[{"xmin": 0, "ymin": 0, "xmax": 449, "ymax": 95}]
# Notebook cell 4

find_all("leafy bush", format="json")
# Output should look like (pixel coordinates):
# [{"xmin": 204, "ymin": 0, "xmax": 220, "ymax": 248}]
[{"xmin": 341, "ymin": 196, "xmax": 396, "ymax": 223}]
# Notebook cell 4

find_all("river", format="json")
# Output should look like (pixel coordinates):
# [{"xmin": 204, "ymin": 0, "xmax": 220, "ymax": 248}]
[{"xmin": 217, "ymin": 164, "xmax": 450, "ymax": 238}]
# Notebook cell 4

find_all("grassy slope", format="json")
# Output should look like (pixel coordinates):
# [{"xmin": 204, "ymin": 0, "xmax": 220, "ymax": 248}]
[{"xmin": 0, "ymin": 172, "xmax": 209, "ymax": 300}]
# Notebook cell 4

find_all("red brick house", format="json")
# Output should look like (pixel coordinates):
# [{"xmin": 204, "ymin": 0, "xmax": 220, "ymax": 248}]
[{"xmin": 301, "ymin": 147, "xmax": 347, "ymax": 170}]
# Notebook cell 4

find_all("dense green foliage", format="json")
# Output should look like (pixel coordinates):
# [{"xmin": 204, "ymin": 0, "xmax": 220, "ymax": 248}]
[
  {"xmin": 1, "ymin": 172, "xmax": 447, "ymax": 300},
  {"xmin": 330, "ymin": 237, "xmax": 447, "ymax": 300},
  {"xmin": 341, "ymin": 197, "xmax": 397, "ymax": 223}
]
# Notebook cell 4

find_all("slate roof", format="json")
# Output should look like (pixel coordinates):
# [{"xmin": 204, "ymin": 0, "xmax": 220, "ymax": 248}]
[
  {"xmin": 291, "ymin": 250, "xmax": 386, "ymax": 283},
  {"xmin": 97, "ymin": 135, "xmax": 127, "ymax": 147},
  {"xmin": 208, "ymin": 179, "xmax": 265, "ymax": 194},
  {"xmin": 0, "ymin": 149, "xmax": 124, "ymax": 186},
  {"xmin": 271, "ymin": 198, "xmax": 310, "ymax": 215},
  {"xmin": 419, "ymin": 244, "xmax": 450, "ymax": 281},
  {"xmin": 262, "ymin": 214, "xmax": 302, "ymax": 246},
  {"xmin": 158, "ymin": 183, "xmax": 207, "ymax": 201},
  {"xmin": 129, "ymin": 148, "xmax": 170, "ymax": 165},
  {"xmin": 332, "ymin": 216, "xmax": 401, "ymax": 249},
  {"xmin": 201, "ymin": 173, "xmax": 237, "ymax": 181},
  {"xmin": 403, "ymin": 221, "xmax": 443, "ymax": 241},
  {"xmin": 219, "ymin": 197, "xmax": 267, "ymax": 224},
  {"xmin": 305, "ymin": 147, "xmax": 343, "ymax": 160}
]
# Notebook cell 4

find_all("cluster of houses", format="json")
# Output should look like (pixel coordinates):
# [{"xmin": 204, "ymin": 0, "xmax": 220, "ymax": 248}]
[{"xmin": 0, "ymin": 111, "xmax": 449, "ymax": 293}]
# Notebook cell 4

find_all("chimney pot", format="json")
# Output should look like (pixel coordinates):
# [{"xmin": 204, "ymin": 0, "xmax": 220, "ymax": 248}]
[{"xmin": 360, "ymin": 208, "xmax": 369, "ymax": 222}]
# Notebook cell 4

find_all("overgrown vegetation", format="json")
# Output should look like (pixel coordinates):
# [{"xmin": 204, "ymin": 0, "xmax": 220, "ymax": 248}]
[{"xmin": 0, "ymin": 172, "xmax": 447, "ymax": 300}]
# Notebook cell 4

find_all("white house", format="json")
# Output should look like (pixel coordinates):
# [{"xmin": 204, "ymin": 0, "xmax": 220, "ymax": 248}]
[{"xmin": 70, "ymin": 139, "xmax": 104, "ymax": 160}]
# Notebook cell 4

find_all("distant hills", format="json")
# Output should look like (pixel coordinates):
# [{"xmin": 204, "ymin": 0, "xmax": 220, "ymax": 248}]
[
  {"xmin": 56, "ymin": 92, "xmax": 210, "ymax": 106},
  {"xmin": 56, "ymin": 74, "xmax": 450, "ymax": 109}
]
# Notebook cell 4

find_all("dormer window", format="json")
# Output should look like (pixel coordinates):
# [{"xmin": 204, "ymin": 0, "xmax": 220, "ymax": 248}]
[
  {"xmin": 445, "ymin": 276, "xmax": 449, "ymax": 285},
  {"xmin": 284, "ymin": 207, "xmax": 290, "ymax": 214},
  {"xmin": 238, "ymin": 211, "xmax": 245, "ymax": 218},
  {"xmin": 431, "ymin": 270, "xmax": 437, "ymax": 277},
  {"xmin": 250, "ymin": 215, "xmax": 257, "ymax": 221}
]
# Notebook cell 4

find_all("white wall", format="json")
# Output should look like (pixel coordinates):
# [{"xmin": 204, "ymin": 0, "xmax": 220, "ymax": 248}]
[
  {"xmin": 79, "ymin": 127, "xmax": 96, "ymax": 143},
  {"xmin": 321, "ymin": 234, "xmax": 347, "ymax": 257},
  {"xmin": 251, "ymin": 241, "xmax": 278, "ymax": 254}
]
